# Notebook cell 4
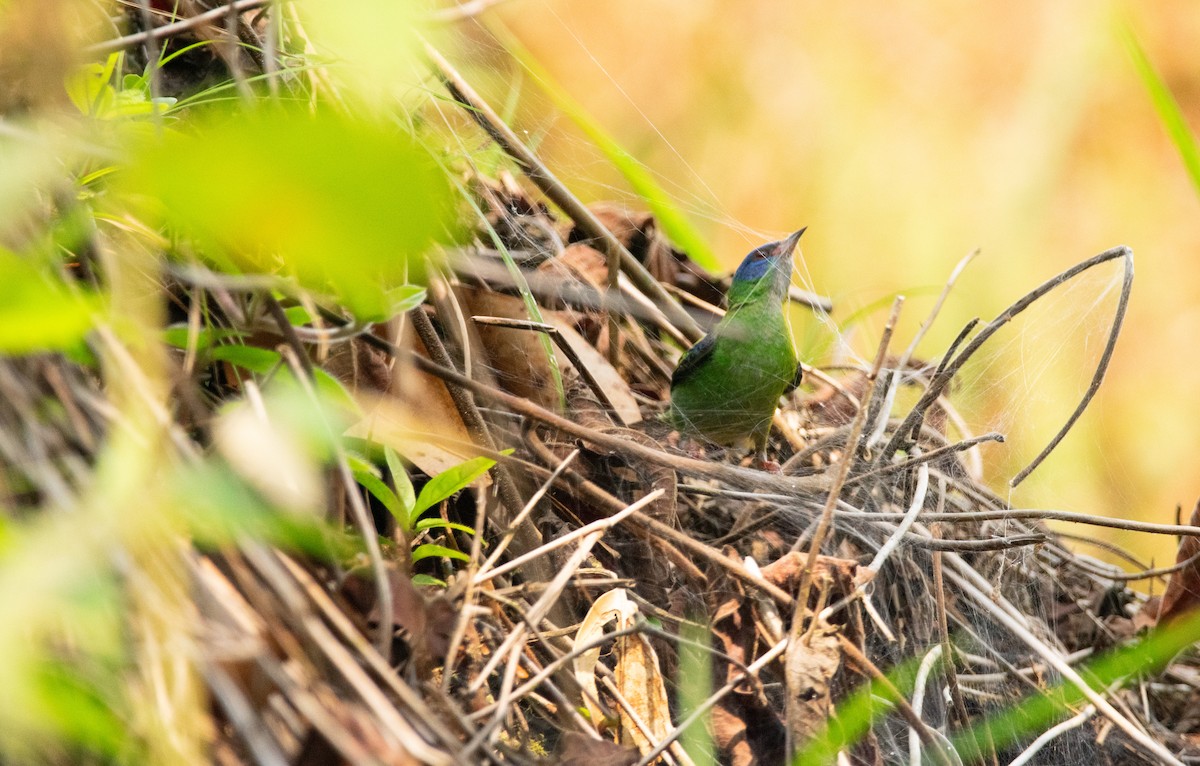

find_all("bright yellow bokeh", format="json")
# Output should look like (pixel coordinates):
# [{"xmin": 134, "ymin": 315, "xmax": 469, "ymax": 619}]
[{"xmin": 476, "ymin": 0, "xmax": 1200, "ymax": 574}]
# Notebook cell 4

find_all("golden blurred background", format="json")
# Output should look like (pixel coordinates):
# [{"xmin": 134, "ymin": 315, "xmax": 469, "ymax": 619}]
[{"xmin": 462, "ymin": 0, "xmax": 1200, "ymax": 572}]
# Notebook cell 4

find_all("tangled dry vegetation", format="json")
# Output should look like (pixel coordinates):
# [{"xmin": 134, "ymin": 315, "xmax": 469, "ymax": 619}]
[{"xmin": 10, "ymin": 3, "xmax": 1200, "ymax": 766}]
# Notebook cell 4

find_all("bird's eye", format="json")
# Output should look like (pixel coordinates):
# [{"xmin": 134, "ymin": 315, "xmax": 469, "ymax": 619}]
[{"xmin": 752, "ymin": 247, "xmax": 774, "ymax": 260}]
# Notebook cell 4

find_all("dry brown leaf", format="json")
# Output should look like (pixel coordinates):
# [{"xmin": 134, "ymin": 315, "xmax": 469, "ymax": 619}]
[
  {"xmin": 566, "ymin": 204, "xmax": 725, "ymax": 308},
  {"xmin": 759, "ymin": 552, "xmax": 859, "ymax": 594},
  {"xmin": 542, "ymin": 243, "xmax": 610, "ymax": 292},
  {"xmin": 612, "ymin": 619, "xmax": 673, "ymax": 756},
  {"xmin": 707, "ymin": 552, "xmax": 859, "ymax": 763},
  {"xmin": 784, "ymin": 615, "xmax": 843, "ymax": 749},
  {"xmin": 555, "ymin": 732, "xmax": 640, "ymax": 766},
  {"xmin": 1133, "ymin": 595, "xmax": 1160, "ymax": 633},
  {"xmin": 453, "ymin": 284, "xmax": 641, "ymax": 424},
  {"xmin": 340, "ymin": 567, "xmax": 457, "ymax": 673},
  {"xmin": 710, "ymin": 703, "xmax": 751, "ymax": 766},
  {"xmin": 711, "ymin": 587, "xmax": 753, "ymax": 674},
  {"xmin": 547, "ymin": 313, "xmax": 642, "ymax": 426},
  {"xmin": 1158, "ymin": 499, "xmax": 1200, "ymax": 627},
  {"xmin": 576, "ymin": 205, "xmax": 656, "ymax": 255},
  {"xmin": 572, "ymin": 589, "xmax": 686, "ymax": 763},
  {"xmin": 323, "ymin": 327, "xmax": 400, "ymax": 394},
  {"xmin": 709, "ymin": 561, "xmax": 788, "ymax": 764},
  {"xmin": 712, "ymin": 697, "xmax": 790, "ymax": 766},
  {"xmin": 455, "ymin": 285, "xmax": 561, "ymax": 412},
  {"xmin": 573, "ymin": 589, "xmax": 638, "ymax": 725}
]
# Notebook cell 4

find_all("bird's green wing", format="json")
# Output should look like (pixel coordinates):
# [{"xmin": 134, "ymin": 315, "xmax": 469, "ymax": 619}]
[
  {"xmin": 670, "ymin": 333, "xmax": 717, "ymax": 389},
  {"xmin": 784, "ymin": 363, "xmax": 804, "ymax": 394}
]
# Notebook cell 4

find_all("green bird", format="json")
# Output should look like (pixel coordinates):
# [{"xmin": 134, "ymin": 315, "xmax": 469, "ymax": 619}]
[{"xmin": 665, "ymin": 229, "xmax": 805, "ymax": 466}]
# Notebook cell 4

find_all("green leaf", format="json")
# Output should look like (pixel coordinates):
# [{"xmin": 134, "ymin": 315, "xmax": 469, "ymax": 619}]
[
  {"xmin": 209, "ymin": 345, "xmax": 281, "ymax": 374},
  {"xmin": 410, "ymin": 573, "xmax": 446, "ymax": 587},
  {"xmin": 33, "ymin": 660, "xmax": 126, "ymax": 757},
  {"xmin": 283, "ymin": 305, "xmax": 312, "ymax": 325},
  {"xmin": 297, "ymin": 0, "xmax": 422, "ymax": 106},
  {"xmin": 344, "ymin": 451, "xmax": 377, "ymax": 476},
  {"xmin": 413, "ymin": 517, "xmax": 476, "ymax": 536},
  {"xmin": 64, "ymin": 54, "xmax": 172, "ymax": 120},
  {"xmin": 78, "ymin": 166, "xmax": 119, "ymax": 187},
  {"xmin": 412, "ymin": 455, "xmax": 497, "ymax": 518},
  {"xmin": 353, "ymin": 285, "xmax": 429, "ymax": 322},
  {"xmin": 0, "ymin": 249, "xmax": 98, "ymax": 354},
  {"xmin": 411, "ymin": 543, "xmax": 470, "ymax": 564},
  {"xmin": 1124, "ymin": 26, "xmax": 1200, "ymax": 199},
  {"xmin": 384, "ymin": 446, "xmax": 416, "ymax": 518},
  {"xmin": 123, "ymin": 108, "xmax": 455, "ymax": 318},
  {"xmin": 313, "ymin": 367, "xmax": 361, "ymax": 417},
  {"xmin": 354, "ymin": 469, "xmax": 404, "ymax": 521},
  {"xmin": 163, "ymin": 325, "xmax": 244, "ymax": 351},
  {"xmin": 386, "ymin": 285, "xmax": 427, "ymax": 315},
  {"xmin": 64, "ymin": 54, "xmax": 120, "ymax": 116},
  {"xmin": 175, "ymin": 462, "xmax": 332, "ymax": 553},
  {"xmin": 105, "ymin": 90, "xmax": 160, "ymax": 118},
  {"xmin": 64, "ymin": 63, "xmax": 104, "ymax": 114}
]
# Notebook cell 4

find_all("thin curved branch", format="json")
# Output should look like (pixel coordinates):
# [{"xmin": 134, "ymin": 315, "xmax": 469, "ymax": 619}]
[
  {"xmin": 1011, "ymin": 248, "xmax": 1133, "ymax": 485},
  {"xmin": 883, "ymin": 247, "xmax": 1133, "ymax": 479}
]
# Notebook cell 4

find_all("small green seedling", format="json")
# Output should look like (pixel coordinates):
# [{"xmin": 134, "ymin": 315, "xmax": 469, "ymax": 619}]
[{"xmin": 353, "ymin": 447, "xmax": 500, "ymax": 572}]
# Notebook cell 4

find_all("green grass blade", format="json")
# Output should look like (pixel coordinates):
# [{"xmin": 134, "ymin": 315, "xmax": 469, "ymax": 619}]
[
  {"xmin": 1124, "ymin": 26, "xmax": 1200, "ymax": 198},
  {"xmin": 494, "ymin": 24, "xmax": 720, "ymax": 273}
]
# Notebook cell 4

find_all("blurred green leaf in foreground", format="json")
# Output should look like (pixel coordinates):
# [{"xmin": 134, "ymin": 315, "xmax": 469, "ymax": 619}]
[
  {"xmin": 123, "ymin": 109, "xmax": 455, "ymax": 320},
  {"xmin": 0, "ymin": 248, "xmax": 99, "ymax": 355}
]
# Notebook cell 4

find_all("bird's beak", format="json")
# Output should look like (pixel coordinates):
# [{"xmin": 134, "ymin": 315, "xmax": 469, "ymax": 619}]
[{"xmin": 777, "ymin": 227, "xmax": 806, "ymax": 259}]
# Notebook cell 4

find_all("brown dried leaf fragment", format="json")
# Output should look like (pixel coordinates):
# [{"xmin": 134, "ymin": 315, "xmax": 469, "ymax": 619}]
[
  {"xmin": 1158, "ymin": 499, "xmax": 1200, "ymax": 627},
  {"xmin": 572, "ymin": 589, "xmax": 683, "ymax": 762},
  {"xmin": 550, "ymin": 314, "xmax": 643, "ymax": 425},
  {"xmin": 555, "ymin": 732, "xmax": 640, "ymax": 766},
  {"xmin": 456, "ymin": 285, "xmax": 561, "ymax": 411},
  {"xmin": 340, "ymin": 566, "xmax": 456, "ymax": 674},
  {"xmin": 784, "ymin": 616, "xmax": 842, "ymax": 748},
  {"xmin": 541, "ymin": 243, "xmax": 610, "ymax": 293}
]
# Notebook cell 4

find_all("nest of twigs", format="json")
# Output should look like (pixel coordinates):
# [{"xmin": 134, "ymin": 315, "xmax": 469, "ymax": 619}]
[{"xmin": 8, "ymin": 5, "xmax": 1200, "ymax": 766}]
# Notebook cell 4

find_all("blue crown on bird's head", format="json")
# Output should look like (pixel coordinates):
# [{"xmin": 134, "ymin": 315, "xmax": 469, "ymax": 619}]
[{"xmin": 732, "ymin": 227, "xmax": 806, "ymax": 283}]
